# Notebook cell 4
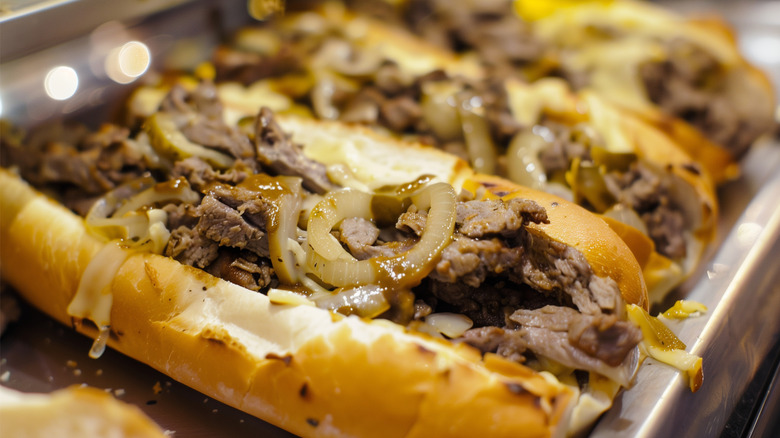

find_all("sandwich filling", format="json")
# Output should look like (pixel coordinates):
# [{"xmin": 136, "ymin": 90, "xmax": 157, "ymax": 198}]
[
  {"xmin": 1, "ymin": 81, "xmax": 641, "ymax": 385},
  {"xmin": 209, "ymin": 10, "xmax": 691, "ymax": 262}
]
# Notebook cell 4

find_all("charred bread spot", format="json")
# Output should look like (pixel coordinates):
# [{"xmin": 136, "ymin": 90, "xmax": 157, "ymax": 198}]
[
  {"xmin": 265, "ymin": 352, "xmax": 294, "ymax": 366},
  {"xmin": 200, "ymin": 326, "xmax": 247, "ymax": 352},
  {"xmin": 505, "ymin": 382, "xmax": 530, "ymax": 396},
  {"xmin": 681, "ymin": 162, "xmax": 702, "ymax": 175},
  {"xmin": 306, "ymin": 418, "xmax": 319, "ymax": 427},
  {"xmin": 206, "ymin": 337, "xmax": 226, "ymax": 346},
  {"xmin": 551, "ymin": 202, "xmax": 559, "ymax": 207},
  {"xmin": 299, "ymin": 382, "xmax": 311, "ymax": 400}
]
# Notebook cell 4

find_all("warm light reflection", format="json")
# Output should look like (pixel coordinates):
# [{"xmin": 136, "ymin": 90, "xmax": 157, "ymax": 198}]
[
  {"xmin": 737, "ymin": 222, "xmax": 763, "ymax": 248},
  {"xmin": 106, "ymin": 41, "xmax": 151, "ymax": 84},
  {"xmin": 744, "ymin": 35, "xmax": 780, "ymax": 65},
  {"xmin": 44, "ymin": 66, "xmax": 79, "ymax": 101}
]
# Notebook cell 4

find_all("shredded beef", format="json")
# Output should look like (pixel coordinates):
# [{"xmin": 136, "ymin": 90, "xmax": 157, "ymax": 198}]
[
  {"xmin": 4, "ymin": 123, "xmax": 150, "ymax": 199},
  {"xmin": 212, "ymin": 45, "xmax": 304, "ymax": 86},
  {"xmin": 197, "ymin": 195, "xmax": 269, "ymax": 257},
  {"xmin": 166, "ymin": 225, "xmax": 220, "ymax": 269},
  {"xmin": 401, "ymin": 0, "xmax": 545, "ymax": 73},
  {"xmin": 456, "ymin": 198, "xmax": 548, "ymax": 238},
  {"xmin": 380, "ymin": 96, "xmax": 423, "ymax": 131},
  {"xmin": 537, "ymin": 122, "xmax": 594, "ymax": 176},
  {"xmin": 171, "ymin": 157, "xmax": 248, "ymax": 192},
  {"xmin": 337, "ymin": 216, "xmax": 414, "ymax": 260},
  {"xmin": 604, "ymin": 163, "xmax": 687, "ymax": 260},
  {"xmin": 163, "ymin": 203, "xmax": 199, "ymax": 230},
  {"xmin": 206, "ymin": 250, "xmax": 275, "ymax": 292},
  {"xmin": 396, "ymin": 210, "xmax": 427, "ymax": 236},
  {"xmin": 254, "ymin": 107, "xmax": 335, "ymax": 194},
  {"xmin": 639, "ymin": 38, "xmax": 775, "ymax": 158},
  {"xmin": 431, "ymin": 237, "xmax": 522, "ymax": 288},
  {"xmin": 461, "ymin": 326, "xmax": 529, "ymax": 363},
  {"xmin": 161, "ymin": 83, "xmax": 256, "ymax": 162},
  {"xmin": 510, "ymin": 306, "xmax": 642, "ymax": 368}
]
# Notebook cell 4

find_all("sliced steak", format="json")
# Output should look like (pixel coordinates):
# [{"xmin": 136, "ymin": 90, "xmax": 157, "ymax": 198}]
[
  {"xmin": 166, "ymin": 225, "xmax": 220, "ymax": 269},
  {"xmin": 171, "ymin": 157, "xmax": 248, "ymax": 192},
  {"xmin": 510, "ymin": 305, "xmax": 642, "ymax": 368},
  {"xmin": 206, "ymin": 250, "xmax": 275, "ymax": 292},
  {"xmin": 604, "ymin": 162, "xmax": 687, "ymax": 260},
  {"xmin": 640, "ymin": 38, "xmax": 776, "ymax": 158},
  {"xmin": 456, "ymin": 197, "xmax": 548, "ymax": 238},
  {"xmin": 254, "ymin": 107, "xmax": 336, "ymax": 194},
  {"xmin": 196, "ymin": 195, "xmax": 269, "ymax": 257}
]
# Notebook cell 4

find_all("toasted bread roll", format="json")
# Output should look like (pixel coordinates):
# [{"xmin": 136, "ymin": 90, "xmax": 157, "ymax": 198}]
[
  {"xmin": 0, "ymin": 385, "xmax": 167, "ymax": 438},
  {"xmin": 0, "ymin": 162, "xmax": 647, "ymax": 437},
  {"xmin": 515, "ymin": 0, "xmax": 777, "ymax": 183},
  {"xmin": 0, "ymin": 53, "xmax": 649, "ymax": 434}
]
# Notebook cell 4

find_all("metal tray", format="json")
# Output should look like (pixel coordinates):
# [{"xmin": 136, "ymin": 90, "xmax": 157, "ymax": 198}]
[{"xmin": 1, "ymin": 1, "xmax": 779, "ymax": 436}]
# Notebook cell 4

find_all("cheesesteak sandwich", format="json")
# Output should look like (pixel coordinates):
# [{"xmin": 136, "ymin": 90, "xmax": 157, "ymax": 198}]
[
  {"xmin": 390, "ymin": 0, "xmax": 777, "ymax": 183},
  {"xmin": 203, "ymin": 4, "xmax": 717, "ymax": 302},
  {"xmin": 0, "ymin": 77, "xmax": 670, "ymax": 436}
]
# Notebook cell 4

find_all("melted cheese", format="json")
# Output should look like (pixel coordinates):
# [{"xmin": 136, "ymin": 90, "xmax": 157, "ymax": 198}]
[
  {"xmin": 67, "ymin": 240, "xmax": 131, "ymax": 358},
  {"xmin": 626, "ymin": 304, "xmax": 704, "ymax": 392}
]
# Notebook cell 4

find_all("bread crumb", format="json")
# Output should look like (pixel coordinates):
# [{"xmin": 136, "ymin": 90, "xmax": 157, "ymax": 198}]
[
  {"xmin": 73, "ymin": 369, "xmax": 82, "ymax": 376},
  {"xmin": 0, "ymin": 371, "xmax": 10, "ymax": 382},
  {"xmin": 163, "ymin": 430, "xmax": 176, "ymax": 436},
  {"xmin": 153, "ymin": 381, "xmax": 162, "ymax": 395},
  {"xmin": 114, "ymin": 388, "xmax": 125, "ymax": 397},
  {"xmin": 96, "ymin": 369, "xmax": 103, "ymax": 376},
  {"xmin": 66, "ymin": 360, "xmax": 77, "ymax": 368}
]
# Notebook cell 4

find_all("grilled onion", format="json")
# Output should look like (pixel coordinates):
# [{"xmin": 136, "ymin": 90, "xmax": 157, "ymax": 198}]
[
  {"xmin": 312, "ymin": 284, "xmax": 390, "ymax": 319},
  {"xmin": 306, "ymin": 182, "xmax": 456, "ymax": 288},
  {"xmin": 85, "ymin": 177, "xmax": 199, "ymax": 253},
  {"xmin": 506, "ymin": 129, "xmax": 549, "ymax": 190}
]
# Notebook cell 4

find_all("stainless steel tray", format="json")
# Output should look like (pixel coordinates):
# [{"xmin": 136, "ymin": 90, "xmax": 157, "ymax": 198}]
[{"xmin": 1, "ymin": 1, "xmax": 779, "ymax": 436}]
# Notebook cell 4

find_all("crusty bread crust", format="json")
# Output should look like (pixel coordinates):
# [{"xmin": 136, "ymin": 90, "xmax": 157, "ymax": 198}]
[
  {"xmin": 1, "ymin": 168, "xmax": 589, "ymax": 437},
  {"xmin": 0, "ymin": 385, "xmax": 167, "ymax": 438}
]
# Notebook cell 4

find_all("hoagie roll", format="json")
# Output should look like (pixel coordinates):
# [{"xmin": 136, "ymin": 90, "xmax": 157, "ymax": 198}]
[{"xmin": 0, "ymin": 80, "xmax": 654, "ymax": 436}]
